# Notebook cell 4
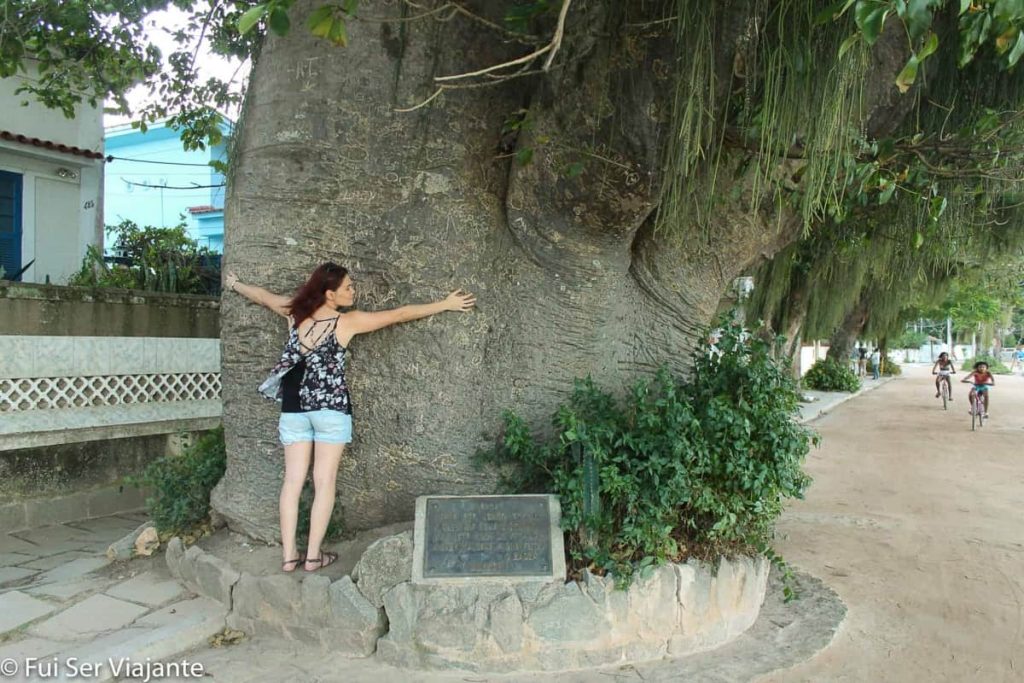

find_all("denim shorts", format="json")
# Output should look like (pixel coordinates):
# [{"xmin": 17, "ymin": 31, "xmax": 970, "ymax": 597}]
[{"xmin": 278, "ymin": 410, "xmax": 353, "ymax": 445}]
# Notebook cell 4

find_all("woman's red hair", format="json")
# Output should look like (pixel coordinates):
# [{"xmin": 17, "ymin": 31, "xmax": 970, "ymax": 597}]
[{"xmin": 288, "ymin": 262, "xmax": 349, "ymax": 326}]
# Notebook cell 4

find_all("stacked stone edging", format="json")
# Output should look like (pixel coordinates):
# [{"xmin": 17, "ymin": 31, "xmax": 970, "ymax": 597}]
[
  {"xmin": 165, "ymin": 534, "xmax": 770, "ymax": 671},
  {"xmin": 378, "ymin": 555, "xmax": 769, "ymax": 671},
  {"xmin": 165, "ymin": 537, "xmax": 385, "ymax": 655}
]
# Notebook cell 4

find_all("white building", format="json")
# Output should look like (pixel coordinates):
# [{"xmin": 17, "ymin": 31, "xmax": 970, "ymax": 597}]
[{"xmin": 0, "ymin": 66, "xmax": 104, "ymax": 284}]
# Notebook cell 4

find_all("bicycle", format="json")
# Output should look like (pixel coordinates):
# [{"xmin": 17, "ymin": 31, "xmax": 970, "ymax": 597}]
[
  {"xmin": 936, "ymin": 371, "xmax": 953, "ymax": 410},
  {"xmin": 969, "ymin": 386, "xmax": 987, "ymax": 431}
]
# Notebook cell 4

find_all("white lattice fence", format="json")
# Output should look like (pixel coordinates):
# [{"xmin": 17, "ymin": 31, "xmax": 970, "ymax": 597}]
[
  {"xmin": 0, "ymin": 372, "xmax": 221, "ymax": 412},
  {"xmin": 2, "ymin": 335, "xmax": 222, "ymax": 450}
]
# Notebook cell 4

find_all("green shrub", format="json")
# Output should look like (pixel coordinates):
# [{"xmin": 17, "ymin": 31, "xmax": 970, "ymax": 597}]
[
  {"xmin": 476, "ymin": 319, "xmax": 816, "ymax": 586},
  {"xmin": 893, "ymin": 330, "xmax": 928, "ymax": 349},
  {"xmin": 867, "ymin": 356, "xmax": 902, "ymax": 376},
  {"xmin": 126, "ymin": 428, "xmax": 226, "ymax": 535},
  {"xmin": 961, "ymin": 353, "xmax": 1012, "ymax": 374},
  {"xmin": 68, "ymin": 220, "xmax": 219, "ymax": 294},
  {"xmin": 802, "ymin": 358, "xmax": 861, "ymax": 392}
]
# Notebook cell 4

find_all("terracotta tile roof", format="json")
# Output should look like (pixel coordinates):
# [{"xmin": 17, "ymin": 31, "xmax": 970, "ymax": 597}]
[
  {"xmin": 188, "ymin": 205, "xmax": 222, "ymax": 214},
  {"xmin": 0, "ymin": 130, "xmax": 105, "ymax": 160}
]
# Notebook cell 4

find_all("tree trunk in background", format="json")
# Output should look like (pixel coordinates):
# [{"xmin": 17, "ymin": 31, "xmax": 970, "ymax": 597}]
[
  {"xmin": 826, "ymin": 299, "xmax": 870, "ymax": 365},
  {"xmin": 782, "ymin": 285, "xmax": 809, "ymax": 379},
  {"xmin": 213, "ymin": 0, "xmax": 913, "ymax": 539}
]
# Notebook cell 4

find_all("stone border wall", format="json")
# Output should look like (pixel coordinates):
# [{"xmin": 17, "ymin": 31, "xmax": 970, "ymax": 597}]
[
  {"xmin": 166, "ymin": 532, "xmax": 770, "ymax": 672},
  {"xmin": 0, "ymin": 282, "xmax": 219, "ymax": 337}
]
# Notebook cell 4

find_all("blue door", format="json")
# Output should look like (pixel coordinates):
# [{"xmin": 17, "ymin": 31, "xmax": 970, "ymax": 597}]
[{"xmin": 0, "ymin": 171, "xmax": 23, "ymax": 279}]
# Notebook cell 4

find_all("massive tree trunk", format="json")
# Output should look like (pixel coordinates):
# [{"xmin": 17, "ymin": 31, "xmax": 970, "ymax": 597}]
[
  {"xmin": 213, "ymin": 0, "xmax": 910, "ymax": 539},
  {"xmin": 826, "ymin": 298, "xmax": 870, "ymax": 364},
  {"xmin": 781, "ymin": 285, "xmax": 809, "ymax": 379}
]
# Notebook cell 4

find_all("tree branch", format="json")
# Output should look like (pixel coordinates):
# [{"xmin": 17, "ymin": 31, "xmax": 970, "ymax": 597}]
[{"xmin": 434, "ymin": 0, "xmax": 572, "ymax": 82}]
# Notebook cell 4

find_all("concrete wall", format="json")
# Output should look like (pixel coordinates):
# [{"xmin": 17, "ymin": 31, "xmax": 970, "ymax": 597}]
[
  {"xmin": 0, "ymin": 67, "xmax": 104, "ymax": 284},
  {"xmin": 799, "ymin": 344, "xmax": 829, "ymax": 377},
  {"xmin": 0, "ymin": 281, "xmax": 219, "ymax": 337},
  {"xmin": 0, "ymin": 436, "xmax": 163, "ymax": 531},
  {"xmin": 0, "ymin": 285, "xmax": 222, "ymax": 530}
]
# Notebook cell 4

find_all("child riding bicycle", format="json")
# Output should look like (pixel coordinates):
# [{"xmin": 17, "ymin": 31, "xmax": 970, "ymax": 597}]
[
  {"xmin": 960, "ymin": 361, "xmax": 995, "ymax": 417},
  {"xmin": 931, "ymin": 352, "xmax": 956, "ymax": 400}
]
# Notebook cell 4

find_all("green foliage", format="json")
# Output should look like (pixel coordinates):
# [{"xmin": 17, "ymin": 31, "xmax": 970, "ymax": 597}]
[
  {"xmin": 838, "ymin": 0, "xmax": 1024, "ymax": 92},
  {"xmin": 948, "ymin": 284, "xmax": 1004, "ymax": 328},
  {"xmin": 962, "ymin": 353, "xmax": 1012, "ymax": 374},
  {"xmin": 505, "ymin": 1, "xmax": 553, "ymax": 33},
  {"xmin": 892, "ymin": 330, "xmax": 929, "ymax": 349},
  {"xmin": 868, "ymin": 356, "xmax": 902, "ymax": 375},
  {"xmin": 803, "ymin": 358, "xmax": 862, "ymax": 392},
  {"xmin": 477, "ymin": 318, "xmax": 816, "ymax": 586},
  {"xmin": 0, "ymin": 0, "xmax": 164, "ymax": 116},
  {"xmin": 125, "ymin": 428, "xmax": 226, "ymax": 536},
  {"xmin": 68, "ymin": 220, "xmax": 219, "ymax": 294}
]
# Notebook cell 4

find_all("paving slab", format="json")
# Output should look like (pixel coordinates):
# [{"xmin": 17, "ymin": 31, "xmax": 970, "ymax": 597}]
[
  {"xmin": 0, "ymin": 590, "xmax": 56, "ymax": 635},
  {"xmin": 115, "ymin": 511, "xmax": 150, "ymax": 523},
  {"xmin": 135, "ymin": 596, "xmax": 222, "ymax": 628},
  {"xmin": 58, "ymin": 599, "xmax": 225, "ymax": 683},
  {"xmin": 36, "ymin": 557, "xmax": 108, "ymax": 584},
  {"xmin": 29, "ymin": 594, "xmax": 149, "ymax": 640},
  {"xmin": 27, "ymin": 576, "xmax": 112, "ymax": 602},
  {"xmin": 0, "ymin": 551, "xmax": 37, "ymax": 567},
  {"xmin": 0, "ymin": 535, "xmax": 42, "ymax": 555},
  {"xmin": 105, "ymin": 571, "xmax": 185, "ymax": 607},
  {"xmin": 12, "ymin": 524, "xmax": 98, "ymax": 547},
  {"xmin": 0, "ymin": 636, "xmax": 65, "ymax": 661},
  {"xmin": 0, "ymin": 566, "xmax": 38, "ymax": 587},
  {"xmin": 20, "ymin": 550, "xmax": 97, "ymax": 571},
  {"xmin": 65, "ymin": 515, "xmax": 144, "ymax": 536}
]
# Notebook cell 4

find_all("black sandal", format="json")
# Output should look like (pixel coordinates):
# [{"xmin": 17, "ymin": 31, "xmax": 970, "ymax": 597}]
[
  {"xmin": 282, "ymin": 554, "xmax": 306, "ymax": 573},
  {"xmin": 304, "ymin": 551, "xmax": 338, "ymax": 572}
]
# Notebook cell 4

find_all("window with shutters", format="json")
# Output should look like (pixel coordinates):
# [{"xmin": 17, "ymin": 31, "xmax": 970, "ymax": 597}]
[{"xmin": 0, "ymin": 171, "xmax": 23, "ymax": 279}]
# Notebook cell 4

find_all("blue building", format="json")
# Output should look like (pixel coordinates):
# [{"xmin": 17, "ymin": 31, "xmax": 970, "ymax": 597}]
[{"xmin": 103, "ymin": 119, "xmax": 231, "ymax": 252}]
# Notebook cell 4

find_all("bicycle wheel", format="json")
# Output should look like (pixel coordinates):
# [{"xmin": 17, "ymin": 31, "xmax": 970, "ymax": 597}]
[
  {"xmin": 971, "ymin": 393, "xmax": 978, "ymax": 431},
  {"xmin": 941, "ymin": 381, "xmax": 948, "ymax": 411}
]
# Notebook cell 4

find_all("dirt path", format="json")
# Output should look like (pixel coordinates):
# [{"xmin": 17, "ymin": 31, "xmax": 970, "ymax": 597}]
[{"xmin": 760, "ymin": 365, "xmax": 1024, "ymax": 682}]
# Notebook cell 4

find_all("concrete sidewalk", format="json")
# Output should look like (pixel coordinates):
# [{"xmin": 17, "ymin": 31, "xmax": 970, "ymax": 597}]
[
  {"xmin": 0, "ymin": 513, "xmax": 225, "ymax": 682},
  {"xmin": 798, "ymin": 375, "xmax": 896, "ymax": 424}
]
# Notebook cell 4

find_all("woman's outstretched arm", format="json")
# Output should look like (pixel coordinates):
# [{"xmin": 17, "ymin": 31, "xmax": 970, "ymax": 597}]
[
  {"xmin": 343, "ymin": 290, "xmax": 476, "ymax": 337},
  {"xmin": 225, "ymin": 271, "xmax": 291, "ymax": 318}
]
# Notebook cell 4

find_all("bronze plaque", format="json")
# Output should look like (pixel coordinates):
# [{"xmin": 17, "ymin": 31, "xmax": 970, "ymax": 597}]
[{"xmin": 422, "ymin": 495, "xmax": 554, "ymax": 578}]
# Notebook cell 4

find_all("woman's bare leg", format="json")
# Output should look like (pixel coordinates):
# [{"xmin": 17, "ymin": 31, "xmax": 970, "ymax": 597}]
[
  {"xmin": 305, "ymin": 443, "xmax": 345, "ymax": 568},
  {"xmin": 281, "ymin": 441, "xmax": 313, "ymax": 568}
]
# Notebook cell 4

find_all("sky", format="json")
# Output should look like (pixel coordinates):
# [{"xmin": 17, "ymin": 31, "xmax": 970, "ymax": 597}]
[{"xmin": 104, "ymin": 5, "xmax": 249, "ymax": 127}]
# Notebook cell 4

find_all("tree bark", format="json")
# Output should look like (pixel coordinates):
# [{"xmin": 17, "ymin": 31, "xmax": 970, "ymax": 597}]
[
  {"xmin": 826, "ymin": 299, "xmax": 870, "ymax": 364},
  {"xmin": 213, "ymin": 0, "xmax": 913, "ymax": 539},
  {"xmin": 781, "ymin": 284, "xmax": 809, "ymax": 379}
]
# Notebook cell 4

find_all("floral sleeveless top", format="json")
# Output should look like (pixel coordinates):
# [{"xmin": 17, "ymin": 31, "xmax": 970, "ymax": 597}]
[{"xmin": 258, "ymin": 317, "xmax": 352, "ymax": 414}]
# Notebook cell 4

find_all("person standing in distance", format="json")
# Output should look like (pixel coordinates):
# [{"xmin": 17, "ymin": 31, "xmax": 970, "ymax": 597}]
[{"xmin": 224, "ymin": 264, "xmax": 476, "ymax": 572}]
